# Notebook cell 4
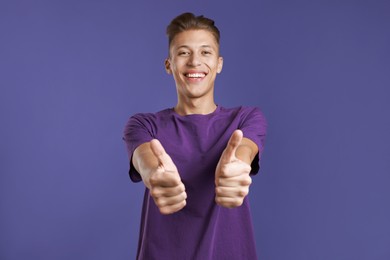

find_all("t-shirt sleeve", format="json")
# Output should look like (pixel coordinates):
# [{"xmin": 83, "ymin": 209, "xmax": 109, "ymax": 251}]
[
  {"xmin": 238, "ymin": 107, "xmax": 267, "ymax": 174},
  {"xmin": 122, "ymin": 113, "xmax": 155, "ymax": 182}
]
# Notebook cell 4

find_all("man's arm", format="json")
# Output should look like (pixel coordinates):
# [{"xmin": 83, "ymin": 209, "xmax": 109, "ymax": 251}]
[
  {"xmin": 132, "ymin": 140, "xmax": 187, "ymax": 214},
  {"xmin": 235, "ymin": 136, "xmax": 259, "ymax": 165},
  {"xmin": 215, "ymin": 130, "xmax": 259, "ymax": 208}
]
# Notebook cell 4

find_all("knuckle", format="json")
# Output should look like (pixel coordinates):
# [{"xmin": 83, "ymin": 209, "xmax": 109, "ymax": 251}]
[
  {"xmin": 226, "ymin": 198, "xmax": 243, "ymax": 208},
  {"xmin": 154, "ymin": 197, "xmax": 164, "ymax": 207},
  {"xmin": 158, "ymin": 197, "xmax": 166, "ymax": 205},
  {"xmin": 159, "ymin": 201, "xmax": 186, "ymax": 215},
  {"xmin": 220, "ymin": 165, "xmax": 229, "ymax": 176},
  {"xmin": 149, "ymin": 177, "xmax": 156, "ymax": 186},
  {"xmin": 168, "ymin": 175, "xmax": 177, "ymax": 184},
  {"xmin": 217, "ymin": 178, "xmax": 226, "ymax": 187},
  {"xmin": 149, "ymin": 175, "xmax": 160, "ymax": 185},
  {"xmin": 150, "ymin": 188, "xmax": 160, "ymax": 198},
  {"xmin": 234, "ymin": 198, "xmax": 244, "ymax": 207},
  {"xmin": 178, "ymin": 183, "xmax": 186, "ymax": 192},
  {"xmin": 171, "ymin": 178, "xmax": 182, "ymax": 187},
  {"xmin": 229, "ymin": 198, "xmax": 243, "ymax": 207},
  {"xmin": 241, "ymin": 176, "xmax": 252, "ymax": 186},
  {"xmin": 244, "ymin": 164, "xmax": 252, "ymax": 173},
  {"xmin": 159, "ymin": 207, "xmax": 171, "ymax": 215},
  {"xmin": 238, "ymin": 188, "xmax": 249, "ymax": 197}
]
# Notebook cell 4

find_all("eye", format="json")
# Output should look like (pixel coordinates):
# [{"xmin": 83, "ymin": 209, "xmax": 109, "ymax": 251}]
[
  {"xmin": 178, "ymin": 51, "xmax": 190, "ymax": 56},
  {"xmin": 202, "ymin": 50, "xmax": 212, "ymax": 55}
]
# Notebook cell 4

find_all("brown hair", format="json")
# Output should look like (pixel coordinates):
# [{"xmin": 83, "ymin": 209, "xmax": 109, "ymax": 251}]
[{"xmin": 166, "ymin": 12, "xmax": 220, "ymax": 47}]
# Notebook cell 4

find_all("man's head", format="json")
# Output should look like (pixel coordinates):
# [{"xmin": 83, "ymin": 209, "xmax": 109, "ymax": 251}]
[
  {"xmin": 164, "ymin": 13, "xmax": 223, "ymax": 112},
  {"xmin": 166, "ymin": 12, "xmax": 220, "ymax": 52}
]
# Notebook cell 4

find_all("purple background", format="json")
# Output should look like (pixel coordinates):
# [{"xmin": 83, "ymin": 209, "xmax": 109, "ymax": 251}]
[{"xmin": 1, "ymin": 1, "xmax": 389, "ymax": 259}]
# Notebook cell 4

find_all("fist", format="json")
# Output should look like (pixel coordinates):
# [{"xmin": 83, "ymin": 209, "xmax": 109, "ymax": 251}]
[
  {"xmin": 215, "ymin": 130, "xmax": 252, "ymax": 208},
  {"xmin": 149, "ymin": 139, "xmax": 187, "ymax": 214}
]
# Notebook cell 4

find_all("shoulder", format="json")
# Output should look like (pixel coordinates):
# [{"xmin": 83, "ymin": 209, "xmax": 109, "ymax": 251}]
[
  {"xmin": 219, "ymin": 106, "xmax": 265, "ymax": 120},
  {"xmin": 127, "ymin": 108, "xmax": 172, "ymax": 123},
  {"xmin": 218, "ymin": 106, "xmax": 267, "ymax": 134},
  {"xmin": 123, "ymin": 108, "xmax": 173, "ymax": 133}
]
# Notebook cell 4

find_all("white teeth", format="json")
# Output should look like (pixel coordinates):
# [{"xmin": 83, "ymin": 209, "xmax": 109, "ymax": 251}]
[{"xmin": 186, "ymin": 73, "xmax": 205, "ymax": 78}]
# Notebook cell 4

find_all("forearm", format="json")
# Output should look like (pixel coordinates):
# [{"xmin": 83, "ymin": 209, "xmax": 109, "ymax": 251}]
[
  {"xmin": 235, "ymin": 137, "xmax": 258, "ymax": 165},
  {"xmin": 132, "ymin": 142, "xmax": 158, "ymax": 189}
]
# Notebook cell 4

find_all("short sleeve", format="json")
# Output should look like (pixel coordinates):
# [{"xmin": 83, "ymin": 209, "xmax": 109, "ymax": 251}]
[
  {"xmin": 122, "ymin": 113, "xmax": 156, "ymax": 182},
  {"xmin": 238, "ymin": 107, "xmax": 267, "ymax": 174}
]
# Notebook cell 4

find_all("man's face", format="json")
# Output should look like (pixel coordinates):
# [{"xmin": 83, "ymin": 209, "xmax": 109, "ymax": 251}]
[{"xmin": 165, "ymin": 29, "xmax": 223, "ymax": 101}]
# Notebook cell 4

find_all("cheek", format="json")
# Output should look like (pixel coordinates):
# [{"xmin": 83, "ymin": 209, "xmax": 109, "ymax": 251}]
[
  {"xmin": 170, "ymin": 65, "xmax": 181, "ymax": 76},
  {"xmin": 173, "ymin": 57, "xmax": 187, "ymax": 65}
]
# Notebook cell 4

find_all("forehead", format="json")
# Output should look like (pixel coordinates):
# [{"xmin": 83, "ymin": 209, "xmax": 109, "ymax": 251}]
[{"xmin": 170, "ymin": 29, "xmax": 219, "ymax": 50}]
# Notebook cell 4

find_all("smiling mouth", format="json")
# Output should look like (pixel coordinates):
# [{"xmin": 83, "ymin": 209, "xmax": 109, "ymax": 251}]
[{"xmin": 185, "ymin": 73, "xmax": 207, "ymax": 79}]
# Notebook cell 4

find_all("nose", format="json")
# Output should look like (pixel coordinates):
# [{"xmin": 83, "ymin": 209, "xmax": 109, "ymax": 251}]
[{"xmin": 187, "ymin": 53, "xmax": 201, "ymax": 67}]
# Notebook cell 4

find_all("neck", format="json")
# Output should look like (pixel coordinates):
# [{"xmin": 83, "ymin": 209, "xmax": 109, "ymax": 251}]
[{"xmin": 174, "ymin": 99, "xmax": 217, "ymax": 116}]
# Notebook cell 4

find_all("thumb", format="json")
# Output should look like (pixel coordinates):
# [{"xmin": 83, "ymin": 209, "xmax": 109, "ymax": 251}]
[
  {"xmin": 150, "ymin": 139, "xmax": 177, "ymax": 171},
  {"xmin": 220, "ymin": 130, "xmax": 243, "ymax": 163}
]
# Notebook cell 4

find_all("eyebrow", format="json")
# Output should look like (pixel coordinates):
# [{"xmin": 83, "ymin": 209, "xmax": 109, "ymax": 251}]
[{"xmin": 176, "ymin": 44, "xmax": 215, "ymax": 49}]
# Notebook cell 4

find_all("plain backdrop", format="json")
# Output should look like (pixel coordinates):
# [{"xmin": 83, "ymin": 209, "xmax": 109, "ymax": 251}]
[{"xmin": 1, "ymin": 0, "xmax": 389, "ymax": 259}]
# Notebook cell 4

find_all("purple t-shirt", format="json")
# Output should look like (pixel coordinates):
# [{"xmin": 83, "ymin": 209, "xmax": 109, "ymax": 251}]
[{"xmin": 123, "ymin": 106, "xmax": 267, "ymax": 260}]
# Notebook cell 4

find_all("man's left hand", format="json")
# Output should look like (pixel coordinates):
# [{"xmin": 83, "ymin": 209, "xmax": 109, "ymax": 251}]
[{"xmin": 215, "ymin": 130, "xmax": 252, "ymax": 208}]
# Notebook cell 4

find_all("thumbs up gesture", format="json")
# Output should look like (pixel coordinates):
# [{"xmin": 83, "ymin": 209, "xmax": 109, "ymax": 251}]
[
  {"xmin": 215, "ymin": 130, "xmax": 253, "ymax": 208},
  {"xmin": 149, "ymin": 139, "xmax": 187, "ymax": 214}
]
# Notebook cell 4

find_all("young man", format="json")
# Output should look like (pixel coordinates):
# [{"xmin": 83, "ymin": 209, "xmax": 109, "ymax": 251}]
[{"xmin": 123, "ymin": 12, "xmax": 267, "ymax": 259}]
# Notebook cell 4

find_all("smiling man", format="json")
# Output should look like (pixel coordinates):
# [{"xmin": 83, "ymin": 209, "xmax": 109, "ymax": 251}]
[
  {"xmin": 165, "ymin": 29, "xmax": 223, "ymax": 115},
  {"xmin": 123, "ymin": 12, "xmax": 267, "ymax": 259}
]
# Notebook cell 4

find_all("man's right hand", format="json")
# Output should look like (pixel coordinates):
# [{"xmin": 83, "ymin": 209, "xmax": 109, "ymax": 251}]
[{"xmin": 148, "ymin": 139, "xmax": 187, "ymax": 215}]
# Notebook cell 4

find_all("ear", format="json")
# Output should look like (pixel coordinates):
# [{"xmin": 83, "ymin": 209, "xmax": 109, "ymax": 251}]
[
  {"xmin": 217, "ymin": 56, "xmax": 223, "ymax": 74},
  {"xmin": 165, "ymin": 58, "xmax": 172, "ymax": 74}
]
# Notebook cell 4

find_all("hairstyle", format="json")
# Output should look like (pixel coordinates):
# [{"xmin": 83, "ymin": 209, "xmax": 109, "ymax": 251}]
[{"xmin": 166, "ymin": 12, "xmax": 220, "ymax": 47}]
